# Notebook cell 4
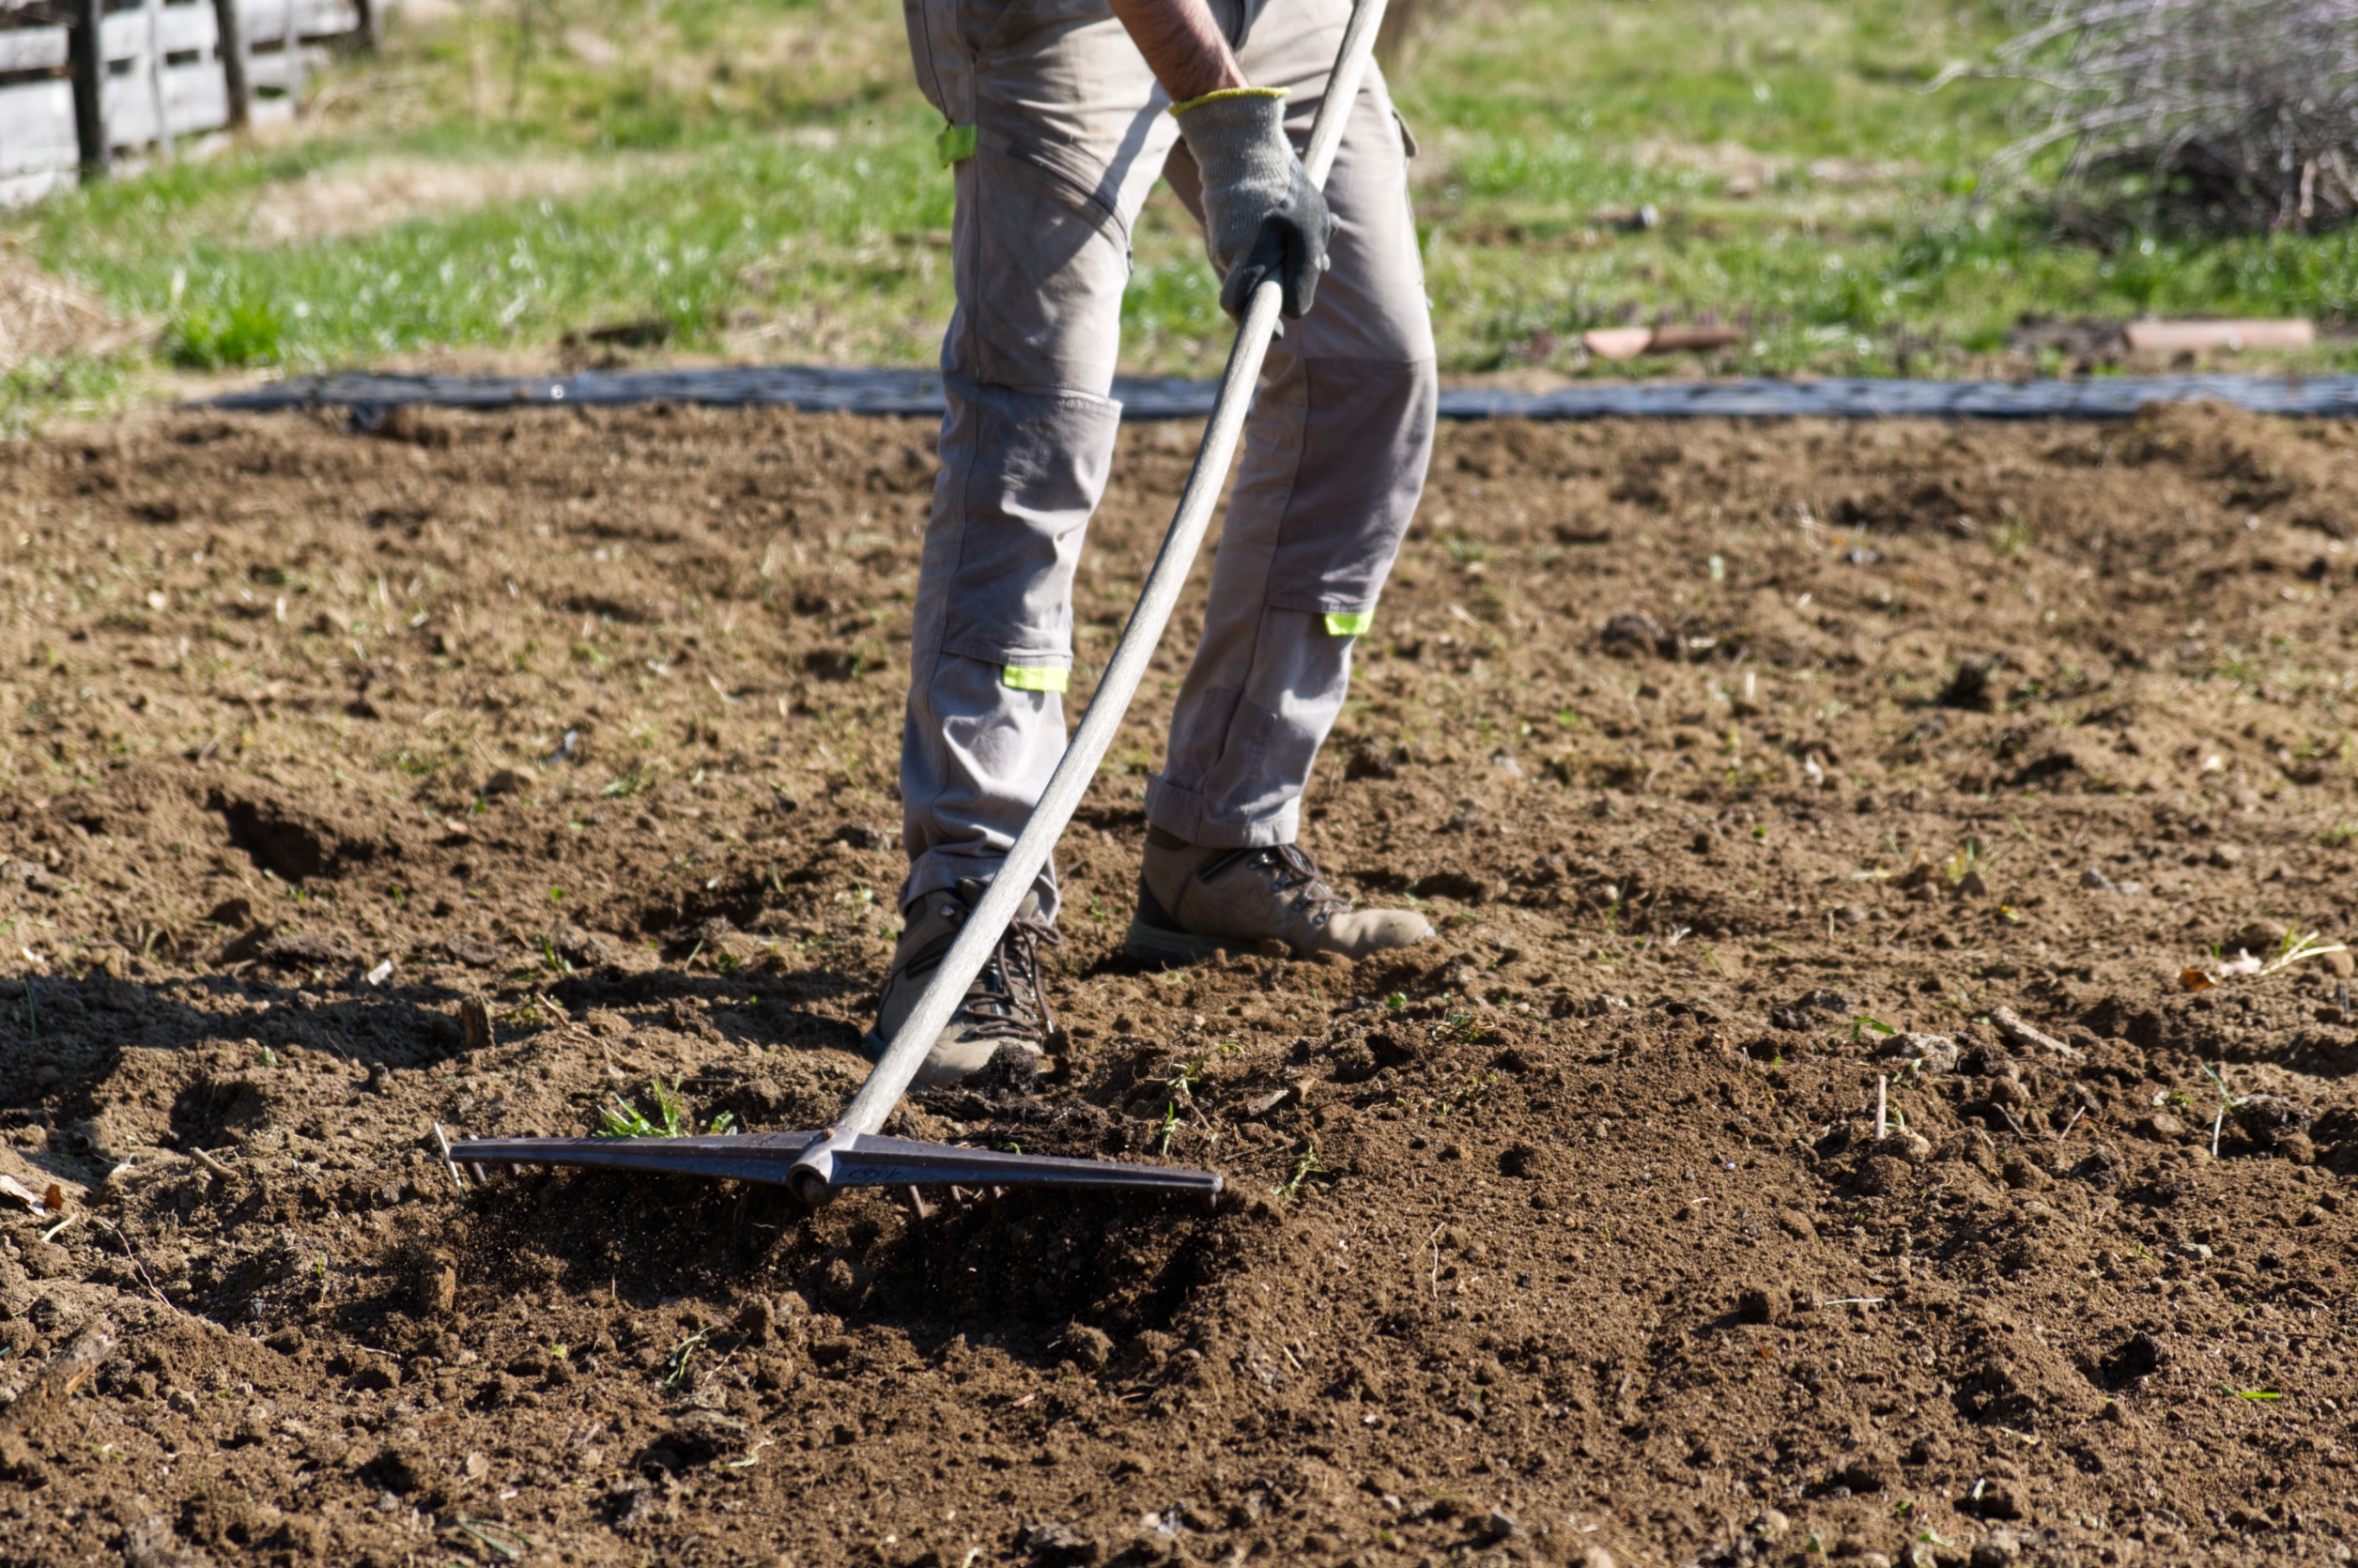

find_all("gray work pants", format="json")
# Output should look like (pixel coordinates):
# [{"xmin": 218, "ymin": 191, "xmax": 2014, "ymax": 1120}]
[{"xmin": 898, "ymin": 0, "xmax": 1437, "ymax": 920}]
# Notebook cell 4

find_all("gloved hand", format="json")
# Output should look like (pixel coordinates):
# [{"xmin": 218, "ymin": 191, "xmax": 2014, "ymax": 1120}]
[{"xmin": 1171, "ymin": 87, "xmax": 1335, "ymax": 320}]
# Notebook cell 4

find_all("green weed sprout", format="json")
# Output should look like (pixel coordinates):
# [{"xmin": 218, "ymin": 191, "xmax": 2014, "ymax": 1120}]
[
  {"xmin": 2257, "ymin": 930, "xmax": 2350, "ymax": 979},
  {"xmin": 598, "ymin": 1076, "xmax": 686, "ymax": 1138},
  {"xmin": 664, "ymin": 1328, "xmax": 713, "ymax": 1390},
  {"xmin": 2197, "ymin": 1062, "xmax": 2243, "ymax": 1160},
  {"xmin": 1275, "ymin": 1145, "xmax": 1327, "ymax": 1200}
]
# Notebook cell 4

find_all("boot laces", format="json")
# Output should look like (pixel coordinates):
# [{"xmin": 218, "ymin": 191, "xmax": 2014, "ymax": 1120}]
[
  {"xmin": 960, "ymin": 915, "xmax": 1061, "ymax": 1042},
  {"xmin": 1257, "ymin": 844, "xmax": 1349, "ymax": 927}
]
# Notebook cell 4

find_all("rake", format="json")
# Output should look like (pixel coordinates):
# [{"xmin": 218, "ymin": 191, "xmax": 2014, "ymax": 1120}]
[{"xmin": 450, "ymin": 0, "xmax": 1392, "ymax": 1210}]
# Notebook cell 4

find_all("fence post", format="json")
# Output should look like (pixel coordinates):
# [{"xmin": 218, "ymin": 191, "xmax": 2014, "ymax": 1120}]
[
  {"xmin": 69, "ymin": 0, "xmax": 109, "ymax": 179},
  {"xmin": 145, "ymin": 0, "xmax": 174, "ymax": 159},
  {"xmin": 211, "ymin": 0, "xmax": 251, "ymax": 128}
]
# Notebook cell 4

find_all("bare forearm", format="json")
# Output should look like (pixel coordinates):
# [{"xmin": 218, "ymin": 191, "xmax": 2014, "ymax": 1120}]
[{"xmin": 1106, "ymin": 0, "xmax": 1247, "ymax": 102}]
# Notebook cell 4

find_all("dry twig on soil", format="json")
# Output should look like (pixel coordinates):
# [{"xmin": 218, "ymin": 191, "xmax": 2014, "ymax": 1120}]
[{"xmin": 1990, "ymin": 1006, "xmax": 2087, "ymax": 1060}]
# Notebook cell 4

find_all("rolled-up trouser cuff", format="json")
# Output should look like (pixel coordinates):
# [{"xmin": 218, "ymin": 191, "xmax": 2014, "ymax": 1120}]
[
  {"xmin": 902, "ymin": 848, "xmax": 1059, "ymax": 925},
  {"xmin": 1143, "ymin": 773, "xmax": 1302, "ymax": 849}
]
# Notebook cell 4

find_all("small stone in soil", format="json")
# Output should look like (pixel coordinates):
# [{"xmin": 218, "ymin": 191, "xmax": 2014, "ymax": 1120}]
[{"xmin": 442, "ymin": 936, "xmax": 504, "ymax": 968}]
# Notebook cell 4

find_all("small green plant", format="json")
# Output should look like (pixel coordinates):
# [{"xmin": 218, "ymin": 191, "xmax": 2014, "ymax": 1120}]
[
  {"xmin": 1157, "ymin": 1101, "xmax": 1181, "ymax": 1157},
  {"xmin": 2257, "ymin": 929, "xmax": 2351, "ymax": 979},
  {"xmin": 663, "ymin": 1328, "xmax": 713, "ymax": 1390},
  {"xmin": 1850, "ymin": 1016, "xmax": 1897, "ymax": 1041},
  {"xmin": 599, "ymin": 1077, "xmax": 687, "ymax": 1139},
  {"xmin": 1939, "ymin": 837, "xmax": 1988, "ymax": 885},
  {"xmin": 169, "ymin": 298, "xmax": 285, "ymax": 369},
  {"xmin": 2227, "ymin": 1388, "xmax": 2282, "ymax": 1402},
  {"xmin": 1275, "ymin": 1145, "xmax": 1327, "ymax": 1199},
  {"xmin": 2197, "ymin": 1061, "xmax": 2244, "ymax": 1158}
]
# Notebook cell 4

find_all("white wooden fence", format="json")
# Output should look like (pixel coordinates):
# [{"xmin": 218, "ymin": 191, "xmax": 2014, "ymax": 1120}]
[{"xmin": 1, "ymin": 0, "xmax": 378, "ymax": 208}]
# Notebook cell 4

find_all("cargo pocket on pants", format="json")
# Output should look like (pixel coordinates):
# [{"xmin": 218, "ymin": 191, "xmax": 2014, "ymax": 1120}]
[{"xmin": 932, "ymin": 377, "xmax": 1123, "ymax": 677}]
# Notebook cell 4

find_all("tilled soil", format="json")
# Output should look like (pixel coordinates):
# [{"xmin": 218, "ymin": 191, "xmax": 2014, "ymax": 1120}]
[{"xmin": 3, "ymin": 400, "xmax": 2358, "ymax": 1568}]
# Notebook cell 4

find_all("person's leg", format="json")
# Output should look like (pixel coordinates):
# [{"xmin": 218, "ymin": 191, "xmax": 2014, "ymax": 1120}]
[
  {"xmin": 1143, "ymin": 0, "xmax": 1436, "ymax": 852},
  {"xmin": 884, "ymin": 0, "xmax": 1183, "ymax": 1073},
  {"xmin": 1129, "ymin": 0, "xmax": 1438, "ymax": 961},
  {"xmin": 897, "ymin": 0, "xmax": 1180, "ymax": 925}
]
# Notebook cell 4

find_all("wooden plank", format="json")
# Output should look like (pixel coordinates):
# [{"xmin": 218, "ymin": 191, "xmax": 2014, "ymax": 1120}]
[
  {"xmin": 101, "ymin": 60, "xmax": 157, "ymax": 146},
  {"xmin": 97, "ymin": 4, "xmax": 221, "ymax": 66},
  {"xmin": 97, "ymin": 8, "xmax": 146, "ymax": 61},
  {"xmin": 161, "ymin": 53, "xmax": 222, "ymax": 131},
  {"xmin": 243, "ymin": 38, "xmax": 320, "ymax": 91},
  {"xmin": 233, "ymin": 0, "xmax": 289, "ymax": 45},
  {"xmin": 241, "ymin": 38, "xmax": 293, "ymax": 88},
  {"xmin": 0, "ymin": 23, "xmax": 68, "ymax": 74},
  {"xmin": 0, "ymin": 76, "xmax": 76, "ymax": 176},
  {"xmin": 290, "ymin": 0, "xmax": 353, "ymax": 38},
  {"xmin": 236, "ymin": 0, "xmax": 352, "ymax": 46},
  {"xmin": 155, "ymin": 2, "xmax": 217, "ymax": 56},
  {"xmin": 0, "ymin": 166, "xmax": 77, "ymax": 208}
]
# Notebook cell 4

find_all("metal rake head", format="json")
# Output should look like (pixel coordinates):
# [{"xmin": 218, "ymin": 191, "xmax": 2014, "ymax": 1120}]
[{"xmin": 441, "ymin": 1127, "xmax": 1223, "ymax": 1207}]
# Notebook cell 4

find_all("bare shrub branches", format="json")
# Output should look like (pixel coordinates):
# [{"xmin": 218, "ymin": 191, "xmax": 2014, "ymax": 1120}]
[{"xmin": 1996, "ymin": 0, "xmax": 2358, "ymax": 230}]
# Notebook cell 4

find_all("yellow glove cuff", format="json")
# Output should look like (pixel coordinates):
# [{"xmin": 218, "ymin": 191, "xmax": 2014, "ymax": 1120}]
[{"xmin": 1168, "ymin": 85, "xmax": 1287, "ymax": 117}]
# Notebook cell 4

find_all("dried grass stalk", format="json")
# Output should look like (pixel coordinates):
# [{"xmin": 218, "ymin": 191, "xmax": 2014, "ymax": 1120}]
[
  {"xmin": 0, "ymin": 244, "xmax": 139, "ymax": 371},
  {"xmin": 1996, "ymin": 0, "xmax": 2358, "ymax": 231}
]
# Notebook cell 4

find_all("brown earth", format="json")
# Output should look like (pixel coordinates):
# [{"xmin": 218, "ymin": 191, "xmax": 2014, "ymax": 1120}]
[{"xmin": 3, "ymin": 400, "xmax": 2358, "ymax": 1568}]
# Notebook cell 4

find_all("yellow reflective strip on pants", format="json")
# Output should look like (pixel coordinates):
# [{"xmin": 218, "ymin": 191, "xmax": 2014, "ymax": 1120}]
[
  {"xmin": 1322, "ymin": 611, "xmax": 1374, "ymax": 637},
  {"xmin": 1001, "ymin": 665, "xmax": 1069, "ymax": 694}
]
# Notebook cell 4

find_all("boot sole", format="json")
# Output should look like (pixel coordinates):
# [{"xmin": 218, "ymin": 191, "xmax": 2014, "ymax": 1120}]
[
  {"xmin": 862, "ymin": 1027, "xmax": 1043, "ymax": 1088},
  {"xmin": 1122, "ymin": 919, "xmax": 1258, "ymax": 966}
]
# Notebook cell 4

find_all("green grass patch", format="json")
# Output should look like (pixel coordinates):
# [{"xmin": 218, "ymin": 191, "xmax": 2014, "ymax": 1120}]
[{"xmin": 6, "ymin": 0, "xmax": 2357, "ymax": 435}]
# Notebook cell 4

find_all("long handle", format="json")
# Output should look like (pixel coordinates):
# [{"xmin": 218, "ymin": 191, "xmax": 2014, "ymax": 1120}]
[{"xmin": 790, "ymin": 0, "xmax": 1392, "ymax": 1207}]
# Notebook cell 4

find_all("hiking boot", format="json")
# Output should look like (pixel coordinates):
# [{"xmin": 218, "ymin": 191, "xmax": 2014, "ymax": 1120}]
[
  {"xmin": 867, "ymin": 879, "xmax": 1058, "ymax": 1087},
  {"xmin": 1124, "ymin": 828, "xmax": 1432, "ymax": 964}
]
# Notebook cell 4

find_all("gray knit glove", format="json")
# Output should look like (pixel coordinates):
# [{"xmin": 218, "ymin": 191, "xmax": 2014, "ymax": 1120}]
[{"xmin": 1171, "ymin": 87, "xmax": 1334, "ymax": 320}]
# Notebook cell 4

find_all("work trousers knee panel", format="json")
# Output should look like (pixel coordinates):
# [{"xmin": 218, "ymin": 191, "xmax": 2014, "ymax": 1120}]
[
  {"xmin": 920, "ymin": 378, "xmax": 1121, "ymax": 673},
  {"xmin": 1241, "ymin": 352, "xmax": 1438, "ymax": 617}
]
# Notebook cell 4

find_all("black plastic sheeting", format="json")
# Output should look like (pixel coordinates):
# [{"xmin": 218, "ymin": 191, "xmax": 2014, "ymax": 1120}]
[{"xmin": 206, "ymin": 365, "xmax": 2358, "ymax": 422}]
